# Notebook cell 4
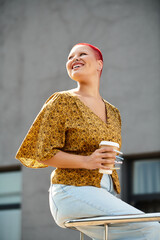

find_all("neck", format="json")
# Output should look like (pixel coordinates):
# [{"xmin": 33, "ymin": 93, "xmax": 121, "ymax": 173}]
[{"xmin": 74, "ymin": 76, "xmax": 101, "ymax": 98}]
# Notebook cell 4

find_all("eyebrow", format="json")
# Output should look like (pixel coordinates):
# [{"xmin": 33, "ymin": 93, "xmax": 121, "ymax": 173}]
[{"xmin": 68, "ymin": 51, "xmax": 88, "ymax": 60}]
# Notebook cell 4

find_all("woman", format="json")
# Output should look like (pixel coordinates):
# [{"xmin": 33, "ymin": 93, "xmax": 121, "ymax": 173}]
[{"xmin": 16, "ymin": 43, "xmax": 160, "ymax": 239}]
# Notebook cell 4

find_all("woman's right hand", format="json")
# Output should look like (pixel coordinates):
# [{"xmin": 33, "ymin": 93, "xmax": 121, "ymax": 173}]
[{"xmin": 85, "ymin": 147, "xmax": 117, "ymax": 170}]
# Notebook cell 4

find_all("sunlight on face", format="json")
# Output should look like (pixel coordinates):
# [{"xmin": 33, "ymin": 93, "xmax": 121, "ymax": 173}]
[{"xmin": 66, "ymin": 45, "xmax": 102, "ymax": 81}]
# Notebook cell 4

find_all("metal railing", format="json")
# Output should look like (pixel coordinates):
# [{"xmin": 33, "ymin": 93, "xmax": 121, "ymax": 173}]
[{"xmin": 65, "ymin": 212, "xmax": 160, "ymax": 240}]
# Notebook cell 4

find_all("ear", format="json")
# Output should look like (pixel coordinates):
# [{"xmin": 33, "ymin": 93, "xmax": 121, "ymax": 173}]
[{"xmin": 97, "ymin": 60, "xmax": 103, "ymax": 72}]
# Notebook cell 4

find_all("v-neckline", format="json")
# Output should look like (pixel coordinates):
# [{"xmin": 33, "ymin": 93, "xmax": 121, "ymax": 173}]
[{"xmin": 66, "ymin": 91, "xmax": 109, "ymax": 125}]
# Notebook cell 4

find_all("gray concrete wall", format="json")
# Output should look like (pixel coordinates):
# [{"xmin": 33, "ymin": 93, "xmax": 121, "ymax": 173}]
[{"xmin": 0, "ymin": 0, "xmax": 159, "ymax": 239}]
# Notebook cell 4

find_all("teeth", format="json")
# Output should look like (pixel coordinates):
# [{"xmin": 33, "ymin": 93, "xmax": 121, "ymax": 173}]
[{"xmin": 73, "ymin": 64, "xmax": 82, "ymax": 69}]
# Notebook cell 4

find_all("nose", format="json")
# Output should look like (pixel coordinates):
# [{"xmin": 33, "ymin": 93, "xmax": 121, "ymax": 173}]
[
  {"xmin": 73, "ymin": 55, "xmax": 80, "ymax": 62},
  {"xmin": 72, "ymin": 58, "xmax": 79, "ymax": 63}
]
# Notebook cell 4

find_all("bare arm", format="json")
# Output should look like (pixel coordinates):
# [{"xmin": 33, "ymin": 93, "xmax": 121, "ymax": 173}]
[{"xmin": 38, "ymin": 147, "xmax": 117, "ymax": 170}]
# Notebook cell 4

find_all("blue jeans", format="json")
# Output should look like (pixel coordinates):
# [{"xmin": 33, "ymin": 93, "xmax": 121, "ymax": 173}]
[{"xmin": 49, "ymin": 174, "xmax": 160, "ymax": 240}]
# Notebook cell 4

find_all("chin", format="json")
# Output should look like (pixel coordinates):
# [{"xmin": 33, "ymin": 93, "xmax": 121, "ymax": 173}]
[{"xmin": 70, "ymin": 72, "xmax": 85, "ymax": 81}]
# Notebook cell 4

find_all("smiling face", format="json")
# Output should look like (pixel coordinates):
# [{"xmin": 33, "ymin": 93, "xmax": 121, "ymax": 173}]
[{"xmin": 66, "ymin": 45, "xmax": 103, "ymax": 82}]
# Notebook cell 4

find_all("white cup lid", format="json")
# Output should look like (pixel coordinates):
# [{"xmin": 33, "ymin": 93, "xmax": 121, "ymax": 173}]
[{"xmin": 99, "ymin": 141, "xmax": 119, "ymax": 148}]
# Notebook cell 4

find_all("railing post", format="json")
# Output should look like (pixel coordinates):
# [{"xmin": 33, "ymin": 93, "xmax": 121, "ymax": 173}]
[
  {"xmin": 105, "ymin": 224, "xmax": 108, "ymax": 240},
  {"xmin": 80, "ymin": 231, "xmax": 84, "ymax": 240}
]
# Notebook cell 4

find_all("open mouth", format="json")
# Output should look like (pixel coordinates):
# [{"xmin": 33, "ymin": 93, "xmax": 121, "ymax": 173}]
[{"xmin": 72, "ymin": 63, "xmax": 84, "ymax": 70}]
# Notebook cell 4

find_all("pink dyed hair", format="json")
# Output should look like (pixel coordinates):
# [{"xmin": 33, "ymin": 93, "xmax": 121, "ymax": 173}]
[{"xmin": 73, "ymin": 43, "xmax": 103, "ymax": 76}]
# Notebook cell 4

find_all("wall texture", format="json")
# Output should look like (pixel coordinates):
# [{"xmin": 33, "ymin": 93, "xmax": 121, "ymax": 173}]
[{"xmin": 0, "ymin": 0, "xmax": 159, "ymax": 239}]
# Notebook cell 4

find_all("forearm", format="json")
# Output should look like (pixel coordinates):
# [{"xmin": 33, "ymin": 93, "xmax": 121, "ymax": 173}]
[
  {"xmin": 37, "ymin": 146, "xmax": 117, "ymax": 170},
  {"xmin": 38, "ymin": 150, "xmax": 88, "ymax": 169}
]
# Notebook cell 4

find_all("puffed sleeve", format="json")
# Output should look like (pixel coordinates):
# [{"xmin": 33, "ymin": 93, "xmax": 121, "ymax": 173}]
[{"xmin": 15, "ymin": 92, "xmax": 66, "ymax": 168}]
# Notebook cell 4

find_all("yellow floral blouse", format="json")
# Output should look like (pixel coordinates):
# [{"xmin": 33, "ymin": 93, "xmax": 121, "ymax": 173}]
[{"xmin": 15, "ymin": 91, "xmax": 122, "ymax": 193}]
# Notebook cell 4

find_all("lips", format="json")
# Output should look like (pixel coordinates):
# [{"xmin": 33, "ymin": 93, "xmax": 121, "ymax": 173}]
[{"xmin": 72, "ymin": 62, "xmax": 84, "ymax": 69}]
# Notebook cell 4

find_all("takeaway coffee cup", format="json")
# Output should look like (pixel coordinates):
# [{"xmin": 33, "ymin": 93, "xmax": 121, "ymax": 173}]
[{"xmin": 99, "ymin": 141, "xmax": 119, "ymax": 174}]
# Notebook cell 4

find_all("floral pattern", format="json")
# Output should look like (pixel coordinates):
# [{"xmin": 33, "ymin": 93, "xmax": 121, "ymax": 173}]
[{"xmin": 16, "ymin": 91, "xmax": 122, "ymax": 194}]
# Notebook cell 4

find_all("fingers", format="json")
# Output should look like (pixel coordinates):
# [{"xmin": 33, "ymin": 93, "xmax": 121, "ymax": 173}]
[
  {"xmin": 98, "ymin": 151, "xmax": 116, "ymax": 160},
  {"xmin": 99, "ymin": 166, "xmax": 111, "ymax": 170},
  {"xmin": 98, "ymin": 146, "xmax": 115, "ymax": 153},
  {"xmin": 98, "ymin": 147, "xmax": 123, "ymax": 155},
  {"xmin": 89, "ymin": 147, "xmax": 123, "ymax": 170},
  {"xmin": 97, "ymin": 147, "xmax": 123, "ymax": 161},
  {"xmin": 116, "ymin": 155, "xmax": 124, "ymax": 161},
  {"xmin": 100, "ymin": 159, "xmax": 115, "ymax": 164},
  {"xmin": 115, "ymin": 160, "xmax": 123, "ymax": 164}
]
